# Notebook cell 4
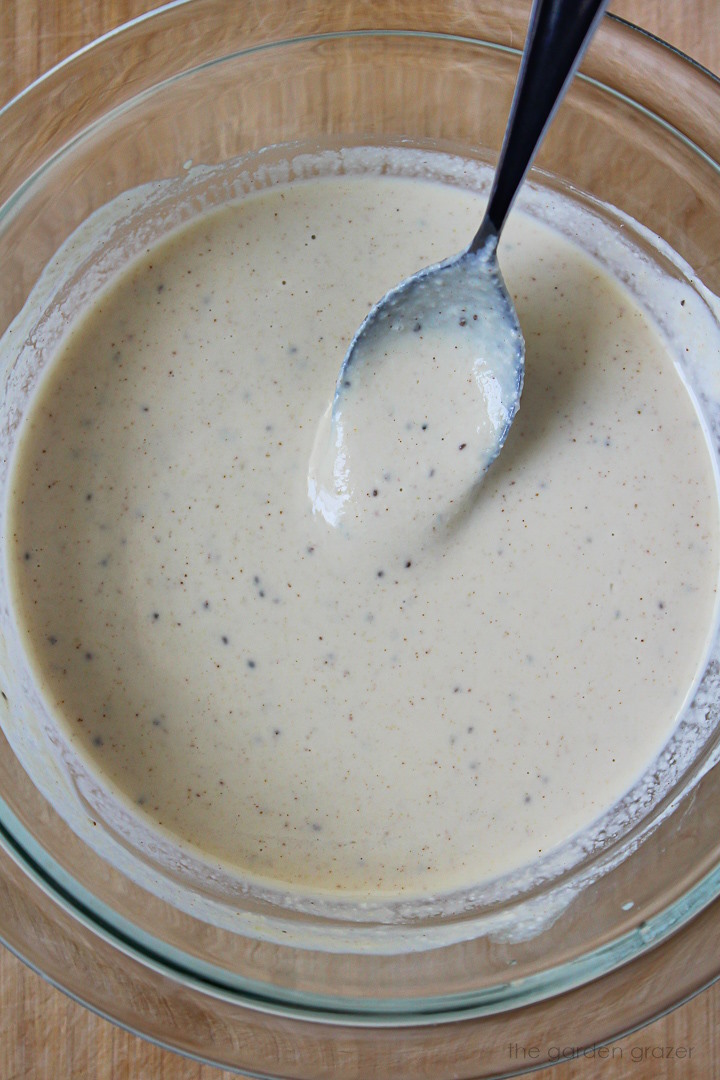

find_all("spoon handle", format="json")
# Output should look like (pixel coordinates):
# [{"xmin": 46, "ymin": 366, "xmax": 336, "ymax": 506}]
[{"xmin": 470, "ymin": 0, "xmax": 609, "ymax": 253}]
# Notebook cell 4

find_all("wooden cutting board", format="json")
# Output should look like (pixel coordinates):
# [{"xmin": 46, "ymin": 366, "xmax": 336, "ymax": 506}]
[{"xmin": 0, "ymin": 2, "xmax": 719, "ymax": 1077}]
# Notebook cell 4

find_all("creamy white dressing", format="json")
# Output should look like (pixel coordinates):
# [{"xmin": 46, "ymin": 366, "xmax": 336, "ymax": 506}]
[{"xmin": 6, "ymin": 169, "xmax": 719, "ymax": 898}]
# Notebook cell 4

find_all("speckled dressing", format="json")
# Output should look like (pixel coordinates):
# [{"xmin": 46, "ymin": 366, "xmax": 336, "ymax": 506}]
[{"xmin": 7, "ymin": 173, "xmax": 719, "ymax": 897}]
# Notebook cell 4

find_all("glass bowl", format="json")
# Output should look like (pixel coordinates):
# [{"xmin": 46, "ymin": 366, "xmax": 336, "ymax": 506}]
[{"xmin": 0, "ymin": 2, "xmax": 719, "ymax": 1076}]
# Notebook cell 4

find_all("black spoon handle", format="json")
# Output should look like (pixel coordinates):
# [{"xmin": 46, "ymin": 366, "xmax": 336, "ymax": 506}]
[{"xmin": 470, "ymin": 0, "xmax": 609, "ymax": 254}]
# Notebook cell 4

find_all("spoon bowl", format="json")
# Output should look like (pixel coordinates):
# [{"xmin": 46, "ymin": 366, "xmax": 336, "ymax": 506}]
[{"xmin": 328, "ymin": 245, "xmax": 524, "ymax": 522}]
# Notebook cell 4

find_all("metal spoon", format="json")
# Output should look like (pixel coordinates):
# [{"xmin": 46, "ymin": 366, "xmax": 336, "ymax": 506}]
[{"xmin": 330, "ymin": 0, "xmax": 609, "ymax": 513}]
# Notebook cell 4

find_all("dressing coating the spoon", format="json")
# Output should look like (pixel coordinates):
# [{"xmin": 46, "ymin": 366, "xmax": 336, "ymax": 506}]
[{"xmin": 308, "ymin": 246, "xmax": 521, "ymax": 530}]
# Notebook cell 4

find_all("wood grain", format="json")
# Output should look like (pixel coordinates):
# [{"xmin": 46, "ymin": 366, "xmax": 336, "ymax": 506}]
[{"xmin": 1, "ymin": 2, "xmax": 719, "ymax": 1078}]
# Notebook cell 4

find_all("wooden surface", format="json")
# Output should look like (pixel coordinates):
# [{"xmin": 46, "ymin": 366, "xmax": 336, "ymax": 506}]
[{"xmin": 1, "ymin": 2, "xmax": 720, "ymax": 1077}]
